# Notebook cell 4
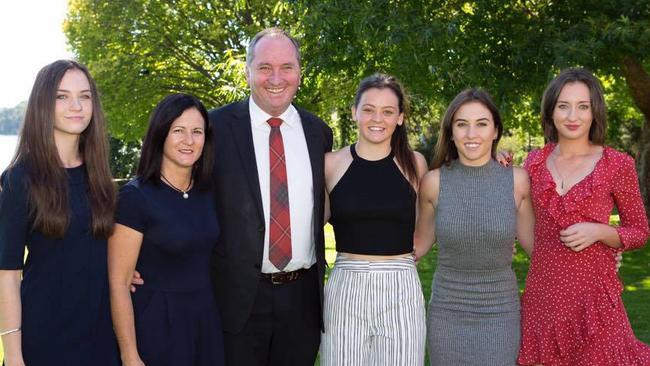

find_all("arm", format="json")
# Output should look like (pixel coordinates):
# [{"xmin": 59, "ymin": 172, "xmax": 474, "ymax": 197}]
[
  {"xmin": 108, "ymin": 224, "xmax": 145, "ymax": 366},
  {"xmin": 413, "ymin": 170, "xmax": 440, "ymax": 260},
  {"xmin": 560, "ymin": 155, "xmax": 649, "ymax": 252},
  {"xmin": 513, "ymin": 168, "xmax": 534, "ymax": 256},
  {"xmin": 0, "ymin": 168, "xmax": 28, "ymax": 366},
  {"xmin": 0, "ymin": 270, "xmax": 24, "ymax": 366}
]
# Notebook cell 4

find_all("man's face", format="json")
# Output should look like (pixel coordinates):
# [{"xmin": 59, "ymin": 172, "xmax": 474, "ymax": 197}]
[{"xmin": 246, "ymin": 35, "xmax": 301, "ymax": 117}]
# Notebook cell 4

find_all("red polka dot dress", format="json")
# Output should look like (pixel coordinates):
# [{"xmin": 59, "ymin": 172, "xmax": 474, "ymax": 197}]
[{"xmin": 518, "ymin": 144, "xmax": 650, "ymax": 366}]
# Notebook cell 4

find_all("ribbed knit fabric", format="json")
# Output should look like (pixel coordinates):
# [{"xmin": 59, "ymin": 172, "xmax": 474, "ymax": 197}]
[{"xmin": 427, "ymin": 159, "xmax": 520, "ymax": 366}]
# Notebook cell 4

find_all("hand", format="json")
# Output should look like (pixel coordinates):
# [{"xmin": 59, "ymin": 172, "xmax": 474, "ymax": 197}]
[
  {"xmin": 496, "ymin": 150, "xmax": 513, "ymax": 167},
  {"xmin": 614, "ymin": 251, "xmax": 623, "ymax": 272},
  {"xmin": 560, "ymin": 223, "xmax": 601, "ymax": 252},
  {"xmin": 130, "ymin": 270, "xmax": 144, "ymax": 293}
]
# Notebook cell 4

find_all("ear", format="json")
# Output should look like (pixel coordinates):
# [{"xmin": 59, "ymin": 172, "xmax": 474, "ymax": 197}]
[
  {"xmin": 397, "ymin": 113, "xmax": 404, "ymax": 126},
  {"xmin": 245, "ymin": 66, "xmax": 251, "ymax": 85},
  {"xmin": 351, "ymin": 106, "xmax": 357, "ymax": 121}
]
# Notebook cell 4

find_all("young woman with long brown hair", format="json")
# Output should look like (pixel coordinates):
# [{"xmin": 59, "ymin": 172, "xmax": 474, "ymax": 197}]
[
  {"xmin": 321, "ymin": 73, "xmax": 428, "ymax": 365},
  {"xmin": 414, "ymin": 88, "xmax": 535, "ymax": 365},
  {"xmin": 0, "ymin": 60, "xmax": 119, "ymax": 366}
]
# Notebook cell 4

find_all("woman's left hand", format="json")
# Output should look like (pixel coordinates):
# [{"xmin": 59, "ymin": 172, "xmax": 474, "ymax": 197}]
[{"xmin": 560, "ymin": 222, "xmax": 602, "ymax": 252}]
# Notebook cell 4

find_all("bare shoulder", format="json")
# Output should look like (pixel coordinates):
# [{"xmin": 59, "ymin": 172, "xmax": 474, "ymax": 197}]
[
  {"xmin": 413, "ymin": 151, "xmax": 428, "ymax": 178},
  {"xmin": 420, "ymin": 168, "xmax": 441, "ymax": 199},
  {"xmin": 325, "ymin": 146, "xmax": 353, "ymax": 191}
]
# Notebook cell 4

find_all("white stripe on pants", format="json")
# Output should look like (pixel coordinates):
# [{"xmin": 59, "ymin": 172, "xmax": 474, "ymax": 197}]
[{"xmin": 321, "ymin": 255, "xmax": 426, "ymax": 366}]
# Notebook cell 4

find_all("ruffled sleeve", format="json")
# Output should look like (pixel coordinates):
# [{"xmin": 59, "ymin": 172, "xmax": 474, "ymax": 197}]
[
  {"xmin": 611, "ymin": 153, "xmax": 649, "ymax": 251},
  {"xmin": 0, "ymin": 165, "xmax": 29, "ymax": 269}
]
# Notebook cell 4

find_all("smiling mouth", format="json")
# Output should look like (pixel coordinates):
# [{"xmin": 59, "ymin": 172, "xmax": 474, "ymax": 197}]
[
  {"xmin": 464, "ymin": 142, "xmax": 480, "ymax": 149},
  {"xmin": 266, "ymin": 87, "xmax": 285, "ymax": 94},
  {"xmin": 565, "ymin": 124, "xmax": 580, "ymax": 130},
  {"xmin": 369, "ymin": 126, "xmax": 385, "ymax": 132}
]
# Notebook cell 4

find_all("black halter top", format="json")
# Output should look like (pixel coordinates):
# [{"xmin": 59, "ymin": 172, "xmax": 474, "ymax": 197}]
[{"xmin": 329, "ymin": 144, "xmax": 416, "ymax": 255}]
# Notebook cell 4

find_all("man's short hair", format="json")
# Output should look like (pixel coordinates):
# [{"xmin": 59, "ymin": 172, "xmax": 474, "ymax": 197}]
[{"xmin": 246, "ymin": 27, "xmax": 301, "ymax": 67}]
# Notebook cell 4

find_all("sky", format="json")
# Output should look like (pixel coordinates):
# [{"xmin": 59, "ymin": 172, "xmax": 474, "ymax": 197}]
[{"xmin": 0, "ymin": 0, "xmax": 73, "ymax": 109}]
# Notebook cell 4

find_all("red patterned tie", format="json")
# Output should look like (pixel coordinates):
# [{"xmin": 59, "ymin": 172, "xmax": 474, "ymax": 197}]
[{"xmin": 267, "ymin": 117, "xmax": 292, "ymax": 270}]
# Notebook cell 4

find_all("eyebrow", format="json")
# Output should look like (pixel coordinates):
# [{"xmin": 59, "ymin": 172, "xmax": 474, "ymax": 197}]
[
  {"xmin": 454, "ymin": 117, "xmax": 490, "ymax": 122},
  {"xmin": 361, "ymin": 104, "xmax": 397, "ymax": 109},
  {"xmin": 557, "ymin": 100, "xmax": 590, "ymax": 104},
  {"xmin": 57, "ymin": 89, "xmax": 92, "ymax": 93}
]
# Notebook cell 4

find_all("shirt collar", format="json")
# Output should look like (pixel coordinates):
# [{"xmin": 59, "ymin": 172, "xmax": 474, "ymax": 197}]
[{"xmin": 249, "ymin": 97, "xmax": 298, "ymax": 128}]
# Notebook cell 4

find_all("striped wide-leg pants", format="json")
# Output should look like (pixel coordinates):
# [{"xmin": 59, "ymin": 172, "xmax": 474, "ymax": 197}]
[{"xmin": 321, "ymin": 255, "xmax": 426, "ymax": 366}]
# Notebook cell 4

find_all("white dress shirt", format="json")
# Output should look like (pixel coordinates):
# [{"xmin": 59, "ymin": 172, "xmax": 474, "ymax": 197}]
[{"xmin": 249, "ymin": 98, "xmax": 315, "ymax": 273}]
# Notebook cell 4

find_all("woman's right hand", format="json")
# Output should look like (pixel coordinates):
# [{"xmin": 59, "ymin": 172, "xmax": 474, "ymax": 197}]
[{"xmin": 496, "ymin": 150, "xmax": 513, "ymax": 167}]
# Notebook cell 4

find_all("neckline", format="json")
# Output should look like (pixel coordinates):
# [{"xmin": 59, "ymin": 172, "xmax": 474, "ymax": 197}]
[
  {"xmin": 450, "ymin": 158, "xmax": 498, "ymax": 177},
  {"xmin": 350, "ymin": 143, "xmax": 393, "ymax": 163},
  {"xmin": 543, "ymin": 143, "xmax": 606, "ymax": 197}
]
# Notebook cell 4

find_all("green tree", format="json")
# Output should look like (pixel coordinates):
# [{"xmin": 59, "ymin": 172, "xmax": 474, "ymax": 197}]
[
  {"xmin": 65, "ymin": 0, "xmax": 300, "ymax": 142},
  {"xmin": 300, "ymin": 0, "xmax": 650, "ymax": 218}
]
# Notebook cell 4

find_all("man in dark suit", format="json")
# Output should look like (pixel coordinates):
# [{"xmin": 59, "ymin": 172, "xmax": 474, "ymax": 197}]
[{"xmin": 209, "ymin": 28, "xmax": 333, "ymax": 366}]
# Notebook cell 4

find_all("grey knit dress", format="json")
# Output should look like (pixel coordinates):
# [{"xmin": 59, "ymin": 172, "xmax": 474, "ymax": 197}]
[{"xmin": 427, "ymin": 159, "xmax": 520, "ymax": 366}]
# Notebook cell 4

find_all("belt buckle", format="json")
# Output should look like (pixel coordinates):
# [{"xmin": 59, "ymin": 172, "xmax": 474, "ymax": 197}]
[{"xmin": 270, "ymin": 273, "xmax": 284, "ymax": 285}]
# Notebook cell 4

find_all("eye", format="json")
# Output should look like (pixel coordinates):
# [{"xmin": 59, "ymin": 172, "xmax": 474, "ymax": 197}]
[
  {"xmin": 455, "ymin": 121, "xmax": 467, "ymax": 127},
  {"xmin": 192, "ymin": 129, "xmax": 204, "ymax": 135},
  {"xmin": 477, "ymin": 121, "xmax": 489, "ymax": 127},
  {"xmin": 557, "ymin": 104, "xmax": 568, "ymax": 110},
  {"xmin": 383, "ymin": 110, "xmax": 395, "ymax": 116},
  {"xmin": 258, "ymin": 65, "xmax": 271, "ymax": 72},
  {"xmin": 281, "ymin": 65, "xmax": 295, "ymax": 71},
  {"xmin": 578, "ymin": 104, "xmax": 590, "ymax": 110},
  {"xmin": 362, "ymin": 107, "xmax": 374, "ymax": 113},
  {"xmin": 80, "ymin": 94, "xmax": 92, "ymax": 100},
  {"xmin": 56, "ymin": 94, "xmax": 67, "ymax": 100}
]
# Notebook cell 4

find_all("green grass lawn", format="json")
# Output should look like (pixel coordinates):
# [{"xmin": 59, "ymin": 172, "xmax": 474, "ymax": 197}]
[{"xmin": 2, "ymin": 225, "xmax": 649, "ymax": 364}]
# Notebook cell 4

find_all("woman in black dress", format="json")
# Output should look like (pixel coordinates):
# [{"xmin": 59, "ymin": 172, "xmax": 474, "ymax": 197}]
[
  {"xmin": 0, "ymin": 60, "xmax": 119, "ymax": 366},
  {"xmin": 108, "ymin": 94, "xmax": 224, "ymax": 366}
]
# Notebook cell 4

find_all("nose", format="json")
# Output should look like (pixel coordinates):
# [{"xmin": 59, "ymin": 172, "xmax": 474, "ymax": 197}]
[
  {"xmin": 269, "ymin": 69, "xmax": 281, "ymax": 84},
  {"xmin": 183, "ymin": 131, "xmax": 194, "ymax": 145},
  {"xmin": 69, "ymin": 97, "xmax": 82, "ymax": 111},
  {"xmin": 467, "ymin": 124, "xmax": 477, "ymax": 138},
  {"xmin": 567, "ymin": 106, "xmax": 579, "ymax": 121}
]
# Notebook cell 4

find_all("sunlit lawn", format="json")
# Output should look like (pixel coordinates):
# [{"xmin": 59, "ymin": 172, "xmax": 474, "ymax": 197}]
[{"xmin": 2, "ymin": 225, "xmax": 649, "ymax": 364}]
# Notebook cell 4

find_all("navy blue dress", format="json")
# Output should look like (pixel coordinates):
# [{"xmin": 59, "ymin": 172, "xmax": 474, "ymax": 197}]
[
  {"xmin": 115, "ymin": 178, "xmax": 224, "ymax": 366},
  {"xmin": 0, "ymin": 164, "xmax": 119, "ymax": 366}
]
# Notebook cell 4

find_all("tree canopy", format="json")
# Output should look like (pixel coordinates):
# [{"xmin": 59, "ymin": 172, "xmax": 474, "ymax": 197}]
[{"xmin": 65, "ymin": 0, "xmax": 650, "ymax": 216}]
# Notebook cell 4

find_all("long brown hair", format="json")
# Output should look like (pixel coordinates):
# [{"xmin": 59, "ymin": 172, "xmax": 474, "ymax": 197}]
[
  {"xmin": 541, "ymin": 68, "xmax": 607, "ymax": 144},
  {"xmin": 430, "ymin": 88, "xmax": 503, "ymax": 169},
  {"xmin": 353, "ymin": 73, "xmax": 418, "ymax": 185},
  {"xmin": 9, "ymin": 60, "xmax": 115, "ymax": 239}
]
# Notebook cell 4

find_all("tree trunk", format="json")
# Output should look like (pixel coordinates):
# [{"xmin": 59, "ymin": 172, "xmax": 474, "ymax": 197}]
[{"xmin": 620, "ymin": 57, "xmax": 650, "ymax": 222}]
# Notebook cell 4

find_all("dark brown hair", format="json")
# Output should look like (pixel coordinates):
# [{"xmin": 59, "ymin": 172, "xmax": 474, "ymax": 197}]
[
  {"xmin": 9, "ymin": 59, "xmax": 115, "ymax": 239},
  {"xmin": 540, "ymin": 67, "xmax": 607, "ymax": 144},
  {"xmin": 353, "ymin": 73, "xmax": 418, "ymax": 185},
  {"xmin": 246, "ymin": 27, "xmax": 301, "ymax": 67},
  {"xmin": 137, "ymin": 94, "xmax": 213, "ymax": 189},
  {"xmin": 431, "ymin": 88, "xmax": 503, "ymax": 169}
]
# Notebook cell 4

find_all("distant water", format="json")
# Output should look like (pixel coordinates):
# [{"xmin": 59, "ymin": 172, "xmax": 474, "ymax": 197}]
[{"xmin": 0, "ymin": 135, "xmax": 18, "ymax": 173}]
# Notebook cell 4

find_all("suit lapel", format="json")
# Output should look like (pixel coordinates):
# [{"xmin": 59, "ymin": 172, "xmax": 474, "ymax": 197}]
[
  {"xmin": 227, "ymin": 99, "xmax": 264, "ymax": 220},
  {"xmin": 298, "ymin": 108, "xmax": 325, "ymax": 209}
]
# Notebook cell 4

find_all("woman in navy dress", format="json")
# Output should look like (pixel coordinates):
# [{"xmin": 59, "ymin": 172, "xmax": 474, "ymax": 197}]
[
  {"xmin": 0, "ymin": 60, "xmax": 119, "ymax": 366},
  {"xmin": 108, "ymin": 94, "xmax": 224, "ymax": 366}
]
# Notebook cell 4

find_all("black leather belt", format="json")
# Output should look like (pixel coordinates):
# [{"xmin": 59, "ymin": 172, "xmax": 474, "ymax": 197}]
[{"xmin": 262, "ymin": 267, "xmax": 310, "ymax": 285}]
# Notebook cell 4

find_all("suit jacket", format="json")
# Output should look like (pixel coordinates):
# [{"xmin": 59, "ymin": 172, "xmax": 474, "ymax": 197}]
[{"xmin": 209, "ymin": 98, "xmax": 333, "ymax": 333}]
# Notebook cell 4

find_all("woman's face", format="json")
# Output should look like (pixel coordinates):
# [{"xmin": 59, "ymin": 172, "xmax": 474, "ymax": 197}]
[
  {"xmin": 352, "ymin": 87, "xmax": 403, "ymax": 146},
  {"xmin": 53, "ymin": 69, "xmax": 93, "ymax": 139},
  {"xmin": 162, "ymin": 107, "xmax": 206, "ymax": 170},
  {"xmin": 451, "ymin": 101, "xmax": 497, "ymax": 167},
  {"xmin": 552, "ymin": 81, "xmax": 593, "ymax": 142}
]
